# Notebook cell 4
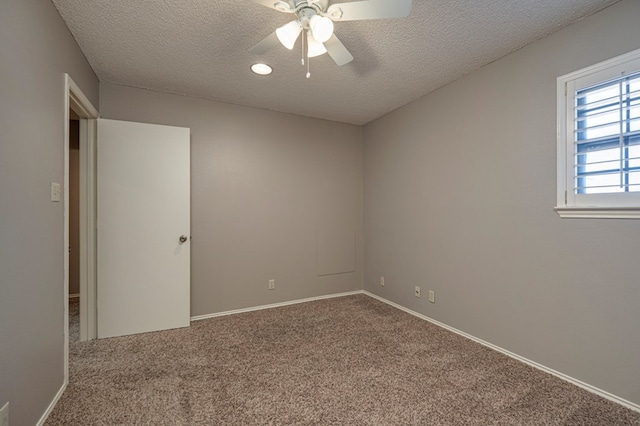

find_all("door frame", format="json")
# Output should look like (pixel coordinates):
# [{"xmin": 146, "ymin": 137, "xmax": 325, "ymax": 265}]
[{"xmin": 63, "ymin": 74, "xmax": 98, "ymax": 379}]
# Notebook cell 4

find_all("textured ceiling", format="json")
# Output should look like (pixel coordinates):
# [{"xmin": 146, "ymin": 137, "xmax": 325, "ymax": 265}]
[{"xmin": 52, "ymin": 0, "xmax": 619, "ymax": 125}]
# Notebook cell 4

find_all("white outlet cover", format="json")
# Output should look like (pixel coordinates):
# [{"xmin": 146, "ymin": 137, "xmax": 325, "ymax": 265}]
[
  {"xmin": 380, "ymin": 276, "xmax": 385, "ymax": 286},
  {"xmin": 50, "ymin": 182, "xmax": 61, "ymax": 202}
]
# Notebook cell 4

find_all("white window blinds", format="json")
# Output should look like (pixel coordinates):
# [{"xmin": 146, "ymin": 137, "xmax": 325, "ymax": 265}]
[
  {"xmin": 574, "ymin": 71, "xmax": 640, "ymax": 195},
  {"xmin": 556, "ymin": 48, "xmax": 640, "ymax": 218}
]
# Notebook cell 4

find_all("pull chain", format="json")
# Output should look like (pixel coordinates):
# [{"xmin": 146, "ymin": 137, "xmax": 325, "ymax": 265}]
[
  {"xmin": 301, "ymin": 30, "xmax": 305, "ymax": 66},
  {"xmin": 306, "ymin": 31, "xmax": 311, "ymax": 78}
]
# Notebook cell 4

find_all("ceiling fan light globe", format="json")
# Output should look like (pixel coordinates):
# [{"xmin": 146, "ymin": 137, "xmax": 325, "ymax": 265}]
[
  {"xmin": 276, "ymin": 20, "xmax": 302, "ymax": 50},
  {"xmin": 309, "ymin": 15, "xmax": 334, "ymax": 43},
  {"xmin": 307, "ymin": 34, "xmax": 327, "ymax": 58}
]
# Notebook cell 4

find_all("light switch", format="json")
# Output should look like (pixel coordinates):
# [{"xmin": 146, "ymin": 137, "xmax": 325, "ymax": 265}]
[{"xmin": 51, "ymin": 182, "xmax": 61, "ymax": 202}]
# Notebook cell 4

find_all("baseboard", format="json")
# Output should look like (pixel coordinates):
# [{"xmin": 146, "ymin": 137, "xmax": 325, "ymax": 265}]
[
  {"xmin": 36, "ymin": 381, "xmax": 66, "ymax": 426},
  {"xmin": 191, "ymin": 290, "xmax": 364, "ymax": 321},
  {"xmin": 38, "ymin": 289, "xmax": 639, "ymax": 423},
  {"xmin": 363, "ymin": 291, "xmax": 640, "ymax": 413},
  {"xmin": 68, "ymin": 293, "xmax": 79, "ymax": 299}
]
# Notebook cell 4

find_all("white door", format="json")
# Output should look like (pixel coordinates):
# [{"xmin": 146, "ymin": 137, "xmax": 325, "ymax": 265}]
[{"xmin": 97, "ymin": 119, "xmax": 190, "ymax": 339}]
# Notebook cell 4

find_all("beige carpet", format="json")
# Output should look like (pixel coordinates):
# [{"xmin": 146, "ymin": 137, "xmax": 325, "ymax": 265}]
[
  {"xmin": 69, "ymin": 298, "xmax": 79, "ymax": 344},
  {"xmin": 47, "ymin": 294, "xmax": 639, "ymax": 425}
]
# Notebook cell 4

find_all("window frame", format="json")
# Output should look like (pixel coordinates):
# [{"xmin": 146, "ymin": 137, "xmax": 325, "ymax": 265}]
[{"xmin": 556, "ymin": 48, "xmax": 640, "ymax": 219}]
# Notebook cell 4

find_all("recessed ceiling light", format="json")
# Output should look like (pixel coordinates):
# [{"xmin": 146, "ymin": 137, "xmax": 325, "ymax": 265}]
[{"xmin": 251, "ymin": 63, "xmax": 273, "ymax": 76}]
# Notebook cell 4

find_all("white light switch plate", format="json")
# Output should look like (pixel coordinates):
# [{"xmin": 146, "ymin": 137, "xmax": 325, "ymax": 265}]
[{"xmin": 50, "ymin": 182, "xmax": 61, "ymax": 202}]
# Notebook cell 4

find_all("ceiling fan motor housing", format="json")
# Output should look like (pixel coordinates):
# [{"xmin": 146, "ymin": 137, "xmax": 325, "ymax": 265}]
[
  {"xmin": 293, "ymin": 0, "xmax": 329, "ymax": 12},
  {"xmin": 298, "ymin": 7, "xmax": 316, "ymax": 28},
  {"xmin": 294, "ymin": 5, "xmax": 334, "ymax": 43}
]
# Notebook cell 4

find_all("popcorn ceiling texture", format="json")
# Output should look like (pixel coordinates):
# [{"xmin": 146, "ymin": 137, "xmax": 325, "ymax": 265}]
[
  {"xmin": 46, "ymin": 295, "xmax": 640, "ymax": 425},
  {"xmin": 51, "ymin": 0, "xmax": 619, "ymax": 124}
]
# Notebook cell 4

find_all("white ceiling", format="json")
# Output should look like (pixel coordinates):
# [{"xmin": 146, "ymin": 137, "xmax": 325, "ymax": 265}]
[{"xmin": 52, "ymin": 0, "xmax": 619, "ymax": 125}]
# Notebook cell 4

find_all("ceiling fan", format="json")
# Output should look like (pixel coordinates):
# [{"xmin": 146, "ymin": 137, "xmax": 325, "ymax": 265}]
[{"xmin": 249, "ymin": 0, "xmax": 413, "ymax": 77}]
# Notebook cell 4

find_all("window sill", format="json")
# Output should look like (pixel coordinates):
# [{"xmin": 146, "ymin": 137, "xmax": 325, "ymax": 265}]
[{"xmin": 555, "ymin": 206, "xmax": 640, "ymax": 219}]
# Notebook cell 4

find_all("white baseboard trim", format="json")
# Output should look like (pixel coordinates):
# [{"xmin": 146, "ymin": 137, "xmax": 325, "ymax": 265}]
[
  {"xmin": 191, "ymin": 290, "xmax": 364, "ymax": 322},
  {"xmin": 363, "ymin": 291, "xmax": 640, "ymax": 413},
  {"xmin": 36, "ymin": 381, "xmax": 66, "ymax": 426},
  {"xmin": 68, "ymin": 293, "xmax": 79, "ymax": 299}
]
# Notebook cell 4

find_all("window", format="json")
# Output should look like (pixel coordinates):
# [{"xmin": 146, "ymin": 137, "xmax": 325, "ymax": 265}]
[{"xmin": 557, "ymin": 48, "xmax": 640, "ymax": 218}]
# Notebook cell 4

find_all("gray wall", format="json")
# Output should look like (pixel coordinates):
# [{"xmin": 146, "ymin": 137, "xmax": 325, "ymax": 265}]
[
  {"xmin": 0, "ymin": 1, "xmax": 99, "ymax": 425},
  {"xmin": 363, "ymin": 0, "xmax": 640, "ymax": 406},
  {"xmin": 99, "ymin": 83, "xmax": 363, "ymax": 316},
  {"xmin": 3, "ymin": 0, "xmax": 637, "ymax": 423}
]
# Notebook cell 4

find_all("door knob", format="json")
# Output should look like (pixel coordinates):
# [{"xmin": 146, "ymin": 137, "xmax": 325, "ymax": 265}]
[{"xmin": 179, "ymin": 235, "xmax": 188, "ymax": 244}]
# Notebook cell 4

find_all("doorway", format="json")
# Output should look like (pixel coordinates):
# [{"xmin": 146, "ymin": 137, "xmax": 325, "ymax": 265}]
[
  {"xmin": 69, "ymin": 115, "xmax": 80, "ymax": 343},
  {"xmin": 63, "ymin": 74, "xmax": 98, "ymax": 384}
]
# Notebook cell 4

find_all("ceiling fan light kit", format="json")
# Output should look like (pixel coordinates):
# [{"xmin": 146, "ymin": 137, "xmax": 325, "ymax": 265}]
[
  {"xmin": 250, "ymin": 0, "xmax": 413, "ymax": 77},
  {"xmin": 307, "ymin": 33, "xmax": 328, "ymax": 57},
  {"xmin": 309, "ymin": 14, "xmax": 334, "ymax": 43},
  {"xmin": 276, "ymin": 20, "xmax": 303, "ymax": 50}
]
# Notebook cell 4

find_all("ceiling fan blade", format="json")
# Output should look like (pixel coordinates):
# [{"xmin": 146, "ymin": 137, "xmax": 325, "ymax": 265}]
[
  {"xmin": 324, "ymin": 34, "xmax": 353, "ymax": 66},
  {"xmin": 248, "ymin": 0, "xmax": 295, "ymax": 13},
  {"xmin": 327, "ymin": 0, "xmax": 412, "ymax": 21},
  {"xmin": 250, "ymin": 31, "xmax": 280, "ymax": 54}
]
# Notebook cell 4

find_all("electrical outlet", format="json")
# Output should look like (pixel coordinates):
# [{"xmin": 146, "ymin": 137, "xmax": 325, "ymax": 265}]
[
  {"xmin": 380, "ymin": 276, "xmax": 385, "ymax": 286},
  {"xmin": 50, "ymin": 182, "xmax": 61, "ymax": 202},
  {"xmin": 429, "ymin": 290, "xmax": 435, "ymax": 303},
  {"xmin": 268, "ymin": 279, "xmax": 275, "ymax": 290},
  {"xmin": 414, "ymin": 286, "xmax": 421, "ymax": 298},
  {"xmin": 0, "ymin": 401, "xmax": 9, "ymax": 426}
]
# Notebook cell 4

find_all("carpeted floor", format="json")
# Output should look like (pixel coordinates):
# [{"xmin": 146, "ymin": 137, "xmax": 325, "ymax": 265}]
[
  {"xmin": 69, "ymin": 297, "xmax": 80, "ymax": 344},
  {"xmin": 47, "ymin": 294, "xmax": 640, "ymax": 425}
]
